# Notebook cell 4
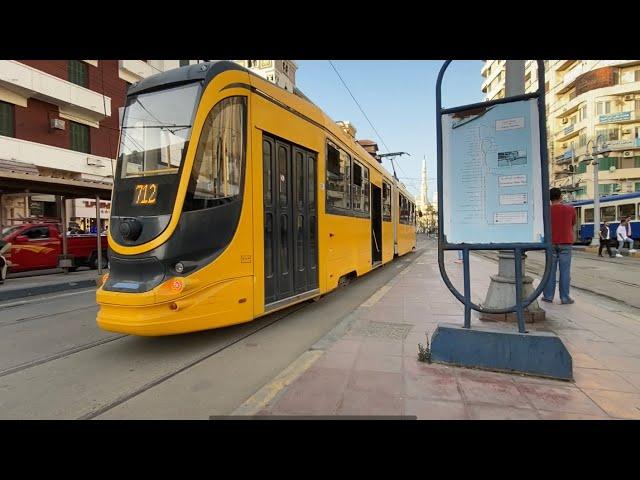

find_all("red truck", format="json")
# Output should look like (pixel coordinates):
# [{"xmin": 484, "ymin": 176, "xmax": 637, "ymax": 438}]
[{"xmin": 0, "ymin": 222, "xmax": 108, "ymax": 273}]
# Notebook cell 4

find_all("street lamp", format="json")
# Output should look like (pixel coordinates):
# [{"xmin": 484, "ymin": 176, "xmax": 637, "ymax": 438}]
[{"xmin": 581, "ymin": 134, "xmax": 610, "ymax": 247}]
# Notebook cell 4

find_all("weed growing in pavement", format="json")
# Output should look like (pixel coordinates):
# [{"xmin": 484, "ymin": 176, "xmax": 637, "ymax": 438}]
[{"xmin": 417, "ymin": 331, "xmax": 431, "ymax": 363}]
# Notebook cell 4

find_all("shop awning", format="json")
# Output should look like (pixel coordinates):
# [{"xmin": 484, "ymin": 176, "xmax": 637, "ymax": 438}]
[{"xmin": 0, "ymin": 159, "xmax": 112, "ymax": 200}]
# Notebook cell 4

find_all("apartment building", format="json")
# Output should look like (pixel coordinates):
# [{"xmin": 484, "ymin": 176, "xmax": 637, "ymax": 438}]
[
  {"xmin": 481, "ymin": 60, "xmax": 640, "ymax": 201},
  {"xmin": 0, "ymin": 60, "xmax": 181, "ymax": 228}
]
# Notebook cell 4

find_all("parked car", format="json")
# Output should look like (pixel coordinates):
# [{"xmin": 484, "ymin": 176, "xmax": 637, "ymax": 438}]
[{"xmin": 0, "ymin": 222, "xmax": 108, "ymax": 274}]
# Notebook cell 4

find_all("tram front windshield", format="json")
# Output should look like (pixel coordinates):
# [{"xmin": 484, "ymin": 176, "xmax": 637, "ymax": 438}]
[{"xmin": 119, "ymin": 83, "xmax": 201, "ymax": 178}]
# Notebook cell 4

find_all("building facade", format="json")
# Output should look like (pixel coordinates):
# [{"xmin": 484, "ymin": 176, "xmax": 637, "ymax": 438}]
[
  {"xmin": 482, "ymin": 60, "xmax": 640, "ymax": 201},
  {"xmin": 0, "ymin": 59, "xmax": 299, "ymax": 230},
  {"xmin": 233, "ymin": 60, "xmax": 297, "ymax": 92},
  {"xmin": 0, "ymin": 60, "xmax": 185, "ymax": 229}
]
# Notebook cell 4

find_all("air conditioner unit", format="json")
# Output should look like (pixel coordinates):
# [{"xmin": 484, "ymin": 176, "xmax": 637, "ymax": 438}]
[
  {"xmin": 562, "ymin": 144, "xmax": 568, "ymax": 149},
  {"xmin": 622, "ymin": 129, "xmax": 631, "ymax": 134},
  {"xmin": 562, "ymin": 118, "xmax": 569, "ymax": 124},
  {"xmin": 87, "ymin": 157, "xmax": 105, "ymax": 167},
  {"xmin": 624, "ymin": 95, "xmax": 634, "ymax": 101},
  {"xmin": 50, "ymin": 118, "xmax": 66, "ymax": 130},
  {"xmin": 623, "ymin": 150, "xmax": 633, "ymax": 157}
]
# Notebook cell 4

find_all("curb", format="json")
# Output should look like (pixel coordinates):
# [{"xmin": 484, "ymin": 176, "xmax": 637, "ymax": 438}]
[{"xmin": 0, "ymin": 278, "xmax": 99, "ymax": 302}]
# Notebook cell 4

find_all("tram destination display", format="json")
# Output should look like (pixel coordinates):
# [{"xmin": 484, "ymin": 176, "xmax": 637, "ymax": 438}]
[
  {"xmin": 441, "ymin": 98, "xmax": 544, "ymax": 244},
  {"xmin": 133, "ymin": 183, "xmax": 158, "ymax": 205}
]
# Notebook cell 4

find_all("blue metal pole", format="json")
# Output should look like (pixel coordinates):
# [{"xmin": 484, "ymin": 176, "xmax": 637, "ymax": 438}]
[
  {"xmin": 463, "ymin": 248, "xmax": 471, "ymax": 329},
  {"xmin": 514, "ymin": 248, "xmax": 526, "ymax": 333}
]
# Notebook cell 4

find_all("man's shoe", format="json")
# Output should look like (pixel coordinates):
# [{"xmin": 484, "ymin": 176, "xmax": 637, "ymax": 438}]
[
  {"xmin": 540, "ymin": 297, "xmax": 553, "ymax": 303},
  {"xmin": 561, "ymin": 298, "xmax": 575, "ymax": 305},
  {"xmin": 598, "ymin": 254, "xmax": 603, "ymax": 257},
  {"xmin": 615, "ymin": 253, "xmax": 623, "ymax": 257},
  {"xmin": 629, "ymin": 249, "xmax": 638, "ymax": 253}
]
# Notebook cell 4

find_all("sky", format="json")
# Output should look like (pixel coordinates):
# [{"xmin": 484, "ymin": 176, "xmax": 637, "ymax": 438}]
[{"xmin": 295, "ymin": 60, "xmax": 485, "ymax": 199}]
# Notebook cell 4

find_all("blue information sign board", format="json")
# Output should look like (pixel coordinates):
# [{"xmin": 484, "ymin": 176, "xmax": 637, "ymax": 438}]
[{"xmin": 441, "ymin": 99, "xmax": 544, "ymax": 245}]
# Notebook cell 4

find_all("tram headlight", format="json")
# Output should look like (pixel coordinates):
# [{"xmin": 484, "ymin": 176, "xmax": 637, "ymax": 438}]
[
  {"xmin": 169, "ymin": 278, "xmax": 185, "ymax": 293},
  {"xmin": 174, "ymin": 262, "xmax": 185, "ymax": 274}
]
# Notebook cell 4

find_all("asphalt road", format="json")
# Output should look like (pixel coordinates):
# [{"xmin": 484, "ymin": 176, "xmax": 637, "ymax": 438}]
[{"xmin": 0, "ymin": 248, "xmax": 421, "ymax": 420}]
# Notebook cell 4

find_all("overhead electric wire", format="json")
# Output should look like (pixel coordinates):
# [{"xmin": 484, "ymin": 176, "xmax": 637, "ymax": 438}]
[{"xmin": 327, "ymin": 60, "xmax": 412, "ymax": 187}]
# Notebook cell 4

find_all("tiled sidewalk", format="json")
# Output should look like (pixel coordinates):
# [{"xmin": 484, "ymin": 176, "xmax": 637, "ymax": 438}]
[{"xmin": 256, "ymin": 241, "xmax": 640, "ymax": 419}]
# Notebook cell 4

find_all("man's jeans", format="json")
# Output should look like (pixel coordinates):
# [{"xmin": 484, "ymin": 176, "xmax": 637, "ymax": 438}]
[{"xmin": 543, "ymin": 244, "xmax": 572, "ymax": 302}]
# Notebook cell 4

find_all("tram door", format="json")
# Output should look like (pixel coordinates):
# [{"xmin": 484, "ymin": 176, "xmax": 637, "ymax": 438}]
[
  {"xmin": 371, "ymin": 184, "xmax": 382, "ymax": 265},
  {"xmin": 263, "ymin": 134, "xmax": 318, "ymax": 305}
]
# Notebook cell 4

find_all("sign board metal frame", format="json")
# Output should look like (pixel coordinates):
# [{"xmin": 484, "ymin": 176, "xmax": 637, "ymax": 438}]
[{"xmin": 436, "ymin": 60, "xmax": 553, "ymax": 334}]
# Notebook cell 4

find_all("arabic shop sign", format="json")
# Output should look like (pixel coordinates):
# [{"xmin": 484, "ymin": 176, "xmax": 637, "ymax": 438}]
[{"xmin": 599, "ymin": 111, "xmax": 632, "ymax": 124}]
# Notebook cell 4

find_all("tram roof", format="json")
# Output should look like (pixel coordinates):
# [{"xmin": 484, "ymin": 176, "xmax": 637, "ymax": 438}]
[
  {"xmin": 568, "ymin": 192, "xmax": 640, "ymax": 206},
  {"xmin": 126, "ymin": 61, "xmax": 415, "ymax": 201}
]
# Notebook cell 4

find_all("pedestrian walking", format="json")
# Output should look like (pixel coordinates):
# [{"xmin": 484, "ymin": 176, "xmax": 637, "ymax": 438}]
[
  {"xmin": 598, "ymin": 221, "xmax": 614, "ymax": 258},
  {"xmin": 542, "ymin": 188, "xmax": 576, "ymax": 305},
  {"xmin": 454, "ymin": 250, "xmax": 463, "ymax": 264},
  {"xmin": 624, "ymin": 216, "xmax": 636, "ymax": 251},
  {"xmin": 616, "ymin": 219, "xmax": 637, "ymax": 257}
]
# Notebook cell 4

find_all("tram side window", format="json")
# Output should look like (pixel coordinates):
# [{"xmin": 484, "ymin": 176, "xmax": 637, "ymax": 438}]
[
  {"xmin": 601, "ymin": 206, "xmax": 616, "ymax": 222},
  {"xmin": 363, "ymin": 167, "xmax": 370, "ymax": 213},
  {"xmin": 186, "ymin": 96, "xmax": 247, "ymax": 210},
  {"xmin": 382, "ymin": 182, "xmax": 392, "ymax": 221},
  {"xmin": 584, "ymin": 208, "xmax": 594, "ymax": 223},
  {"xmin": 399, "ymin": 194, "xmax": 408, "ymax": 224},
  {"xmin": 326, "ymin": 141, "xmax": 351, "ymax": 213},
  {"xmin": 618, "ymin": 203, "xmax": 636, "ymax": 220},
  {"xmin": 351, "ymin": 160, "xmax": 370, "ymax": 214}
]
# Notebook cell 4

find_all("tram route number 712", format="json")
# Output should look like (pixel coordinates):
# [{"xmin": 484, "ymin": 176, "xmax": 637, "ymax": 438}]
[{"xmin": 133, "ymin": 183, "xmax": 158, "ymax": 205}]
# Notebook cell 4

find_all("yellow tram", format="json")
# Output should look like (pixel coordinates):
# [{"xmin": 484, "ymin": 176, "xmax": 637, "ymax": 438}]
[{"xmin": 96, "ymin": 61, "xmax": 417, "ymax": 335}]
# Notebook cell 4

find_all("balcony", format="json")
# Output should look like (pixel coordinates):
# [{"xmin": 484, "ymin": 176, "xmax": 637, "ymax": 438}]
[
  {"xmin": 0, "ymin": 61, "xmax": 111, "ymax": 121},
  {"xmin": 118, "ymin": 60, "xmax": 157, "ymax": 83},
  {"xmin": 603, "ymin": 138, "xmax": 640, "ymax": 151},
  {"xmin": 555, "ymin": 96, "xmax": 583, "ymax": 119},
  {"xmin": 556, "ymin": 60, "xmax": 578, "ymax": 72},
  {"xmin": 0, "ymin": 135, "xmax": 114, "ymax": 181},
  {"xmin": 556, "ymin": 123, "xmax": 579, "ymax": 141},
  {"xmin": 597, "ymin": 110, "xmax": 640, "ymax": 125},
  {"xmin": 559, "ymin": 60, "xmax": 640, "ymax": 93},
  {"xmin": 555, "ymin": 115, "xmax": 588, "ymax": 142},
  {"xmin": 555, "ymin": 149, "xmax": 575, "ymax": 164}
]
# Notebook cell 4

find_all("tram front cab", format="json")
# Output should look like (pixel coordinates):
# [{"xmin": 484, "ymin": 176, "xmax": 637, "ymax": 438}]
[{"xmin": 97, "ymin": 62, "xmax": 254, "ymax": 336}]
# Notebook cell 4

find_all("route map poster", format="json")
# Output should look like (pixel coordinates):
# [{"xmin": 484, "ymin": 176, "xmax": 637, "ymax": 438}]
[{"xmin": 441, "ymin": 98, "xmax": 544, "ymax": 244}]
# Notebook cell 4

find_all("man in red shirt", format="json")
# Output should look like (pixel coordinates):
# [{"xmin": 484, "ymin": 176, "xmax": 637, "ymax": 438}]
[{"xmin": 541, "ymin": 187, "xmax": 576, "ymax": 304}]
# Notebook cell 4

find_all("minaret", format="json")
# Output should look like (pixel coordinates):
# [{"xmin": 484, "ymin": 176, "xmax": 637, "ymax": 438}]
[{"xmin": 420, "ymin": 157, "xmax": 429, "ymax": 207}]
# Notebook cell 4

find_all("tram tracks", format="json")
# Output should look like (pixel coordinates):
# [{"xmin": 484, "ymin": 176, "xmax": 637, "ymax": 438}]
[
  {"xmin": 0, "ymin": 304, "xmax": 98, "ymax": 329},
  {"xmin": 0, "ymin": 334, "xmax": 126, "ymax": 378},
  {"xmin": 76, "ymin": 256, "xmax": 420, "ymax": 420},
  {"xmin": 0, "ymin": 249, "xmax": 422, "ymax": 419},
  {"xmin": 472, "ymin": 250, "xmax": 640, "ymax": 307},
  {"xmin": 77, "ymin": 302, "xmax": 309, "ymax": 420}
]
